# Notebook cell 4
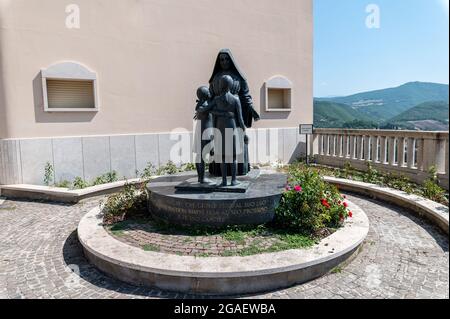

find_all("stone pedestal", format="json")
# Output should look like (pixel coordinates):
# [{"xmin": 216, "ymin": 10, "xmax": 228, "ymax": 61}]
[{"xmin": 147, "ymin": 169, "xmax": 286, "ymax": 228}]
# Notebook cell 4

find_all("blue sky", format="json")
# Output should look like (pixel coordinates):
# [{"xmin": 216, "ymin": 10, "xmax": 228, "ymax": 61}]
[{"xmin": 314, "ymin": 0, "xmax": 449, "ymax": 97}]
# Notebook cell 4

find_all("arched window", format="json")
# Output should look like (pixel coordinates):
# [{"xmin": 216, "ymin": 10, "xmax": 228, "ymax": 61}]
[{"xmin": 41, "ymin": 62, "xmax": 99, "ymax": 112}]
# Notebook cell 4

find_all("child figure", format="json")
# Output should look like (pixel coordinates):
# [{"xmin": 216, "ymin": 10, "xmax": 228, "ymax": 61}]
[
  {"xmin": 194, "ymin": 86, "xmax": 214, "ymax": 184},
  {"xmin": 211, "ymin": 75, "xmax": 246, "ymax": 186}
]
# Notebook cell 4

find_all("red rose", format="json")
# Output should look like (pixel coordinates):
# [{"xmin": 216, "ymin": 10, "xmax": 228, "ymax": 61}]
[
  {"xmin": 321, "ymin": 199, "xmax": 331, "ymax": 209},
  {"xmin": 349, "ymin": 212, "xmax": 353, "ymax": 218},
  {"xmin": 294, "ymin": 185, "xmax": 303, "ymax": 192},
  {"xmin": 343, "ymin": 202, "xmax": 349, "ymax": 208}
]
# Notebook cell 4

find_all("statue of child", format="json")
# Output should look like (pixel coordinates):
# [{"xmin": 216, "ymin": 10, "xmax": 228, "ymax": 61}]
[
  {"xmin": 211, "ymin": 75, "xmax": 246, "ymax": 186},
  {"xmin": 194, "ymin": 86, "xmax": 214, "ymax": 184}
]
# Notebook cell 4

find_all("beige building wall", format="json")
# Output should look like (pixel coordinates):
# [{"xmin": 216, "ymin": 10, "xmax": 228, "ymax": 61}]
[{"xmin": 0, "ymin": 0, "xmax": 313, "ymax": 139}]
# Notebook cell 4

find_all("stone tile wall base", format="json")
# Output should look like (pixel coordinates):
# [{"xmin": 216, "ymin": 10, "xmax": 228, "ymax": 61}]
[{"xmin": 0, "ymin": 128, "xmax": 306, "ymax": 186}]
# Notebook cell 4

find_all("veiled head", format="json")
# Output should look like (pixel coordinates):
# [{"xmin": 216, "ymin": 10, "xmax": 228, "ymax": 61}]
[
  {"xmin": 219, "ymin": 53, "xmax": 232, "ymax": 71},
  {"xmin": 209, "ymin": 49, "xmax": 247, "ymax": 83}
]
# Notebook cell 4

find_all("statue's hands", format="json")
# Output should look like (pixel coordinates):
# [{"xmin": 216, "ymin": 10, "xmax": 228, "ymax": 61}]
[
  {"xmin": 211, "ymin": 110, "xmax": 225, "ymax": 116},
  {"xmin": 193, "ymin": 112, "xmax": 200, "ymax": 120},
  {"xmin": 252, "ymin": 109, "xmax": 261, "ymax": 122}
]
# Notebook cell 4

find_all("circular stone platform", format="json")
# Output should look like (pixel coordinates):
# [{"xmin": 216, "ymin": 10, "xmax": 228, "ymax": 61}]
[
  {"xmin": 77, "ymin": 200, "xmax": 369, "ymax": 295},
  {"xmin": 147, "ymin": 169, "xmax": 287, "ymax": 227}
]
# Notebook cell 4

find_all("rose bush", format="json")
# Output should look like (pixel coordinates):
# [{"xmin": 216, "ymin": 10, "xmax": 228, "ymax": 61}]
[{"xmin": 274, "ymin": 166, "xmax": 351, "ymax": 235}]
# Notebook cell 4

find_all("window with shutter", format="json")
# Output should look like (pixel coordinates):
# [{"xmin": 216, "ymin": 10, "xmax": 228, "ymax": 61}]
[
  {"xmin": 41, "ymin": 62, "xmax": 99, "ymax": 112},
  {"xmin": 47, "ymin": 79, "xmax": 95, "ymax": 109}
]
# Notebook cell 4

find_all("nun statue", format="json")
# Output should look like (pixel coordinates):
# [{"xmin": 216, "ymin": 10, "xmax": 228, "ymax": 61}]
[{"xmin": 208, "ymin": 49, "xmax": 260, "ymax": 177}]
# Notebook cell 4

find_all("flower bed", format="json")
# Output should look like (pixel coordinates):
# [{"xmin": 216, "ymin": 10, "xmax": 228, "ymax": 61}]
[
  {"xmin": 286, "ymin": 161, "xmax": 449, "ymax": 206},
  {"xmin": 103, "ymin": 166, "xmax": 353, "ymax": 255},
  {"xmin": 42, "ymin": 161, "xmax": 196, "ymax": 190},
  {"xmin": 274, "ymin": 166, "xmax": 352, "ymax": 236}
]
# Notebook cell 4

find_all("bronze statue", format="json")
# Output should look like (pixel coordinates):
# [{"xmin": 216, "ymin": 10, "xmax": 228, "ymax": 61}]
[
  {"xmin": 210, "ymin": 75, "xmax": 246, "ymax": 186},
  {"xmin": 194, "ymin": 86, "xmax": 214, "ymax": 184},
  {"xmin": 192, "ymin": 49, "xmax": 259, "ymax": 187},
  {"xmin": 208, "ymin": 49, "xmax": 260, "ymax": 177}
]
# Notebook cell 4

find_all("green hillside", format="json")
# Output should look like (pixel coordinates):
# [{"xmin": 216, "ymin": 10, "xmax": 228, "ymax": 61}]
[
  {"xmin": 382, "ymin": 101, "xmax": 449, "ymax": 130},
  {"xmin": 390, "ymin": 101, "xmax": 449, "ymax": 122},
  {"xmin": 314, "ymin": 100, "xmax": 377, "ymax": 128},
  {"xmin": 317, "ymin": 82, "xmax": 449, "ymax": 121}
]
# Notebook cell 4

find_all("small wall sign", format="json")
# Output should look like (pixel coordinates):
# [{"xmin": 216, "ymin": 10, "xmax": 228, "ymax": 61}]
[
  {"xmin": 299, "ymin": 124, "xmax": 314, "ymax": 165},
  {"xmin": 300, "ymin": 124, "xmax": 314, "ymax": 135}
]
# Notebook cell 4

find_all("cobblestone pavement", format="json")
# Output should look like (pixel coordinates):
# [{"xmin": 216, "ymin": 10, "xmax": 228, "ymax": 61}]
[
  {"xmin": 107, "ymin": 220, "xmax": 301, "ymax": 257},
  {"xmin": 0, "ymin": 194, "xmax": 448, "ymax": 299}
]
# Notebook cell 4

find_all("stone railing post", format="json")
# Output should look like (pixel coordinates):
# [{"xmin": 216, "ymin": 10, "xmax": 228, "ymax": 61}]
[
  {"xmin": 311, "ymin": 133, "xmax": 319, "ymax": 157},
  {"xmin": 331, "ymin": 135, "xmax": 337, "ymax": 156},
  {"xmin": 364, "ymin": 135, "xmax": 371, "ymax": 161},
  {"xmin": 435, "ymin": 137, "xmax": 447, "ymax": 174},
  {"xmin": 336, "ymin": 135, "xmax": 342, "ymax": 157},
  {"xmin": 356, "ymin": 136, "xmax": 363, "ymax": 160},
  {"xmin": 422, "ymin": 138, "xmax": 439, "ymax": 173},
  {"xmin": 349, "ymin": 136, "xmax": 356, "ymax": 159},
  {"xmin": 445, "ymin": 138, "xmax": 449, "ymax": 177},
  {"xmin": 324, "ymin": 135, "xmax": 329, "ymax": 156},
  {"xmin": 371, "ymin": 136, "xmax": 378, "ymax": 163},
  {"xmin": 397, "ymin": 137, "xmax": 406, "ymax": 167},
  {"xmin": 379, "ymin": 136, "xmax": 387, "ymax": 164},
  {"xmin": 406, "ymin": 137, "xmax": 415, "ymax": 169},
  {"xmin": 416, "ymin": 138, "xmax": 424, "ymax": 171},
  {"xmin": 342, "ymin": 135, "xmax": 348, "ymax": 158},
  {"xmin": 388, "ymin": 137, "xmax": 396, "ymax": 166},
  {"xmin": 317, "ymin": 134, "xmax": 324, "ymax": 155}
]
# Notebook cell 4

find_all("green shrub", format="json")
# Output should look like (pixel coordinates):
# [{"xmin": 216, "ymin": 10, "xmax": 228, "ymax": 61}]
[
  {"xmin": 297, "ymin": 163, "xmax": 448, "ymax": 206},
  {"xmin": 72, "ymin": 177, "xmax": 89, "ymax": 190},
  {"xmin": 103, "ymin": 183, "xmax": 148, "ymax": 225},
  {"xmin": 141, "ymin": 162, "xmax": 194, "ymax": 180},
  {"xmin": 55, "ymin": 180, "xmax": 71, "ymax": 188},
  {"xmin": 156, "ymin": 161, "xmax": 179, "ymax": 176},
  {"xmin": 275, "ymin": 167, "xmax": 351, "ymax": 235},
  {"xmin": 422, "ymin": 166, "xmax": 448, "ymax": 204},
  {"xmin": 363, "ymin": 162, "xmax": 383, "ymax": 184},
  {"xmin": 92, "ymin": 171, "xmax": 119, "ymax": 186},
  {"xmin": 44, "ymin": 162, "xmax": 54, "ymax": 186},
  {"xmin": 140, "ymin": 162, "xmax": 156, "ymax": 181},
  {"xmin": 423, "ymin": 179, "xmax": 447, "ymax": 204},
  {"xmin": 343, "ymin": 161, "xmax": 353, "ymax": 178},
  {"xmin": 427, "ymin": 166, "xmax": 439, "ymax": 183},
  {"xmin": 181, "ymin": 163, "xmax": 196, "ymax": 172},
  {"xmin": 382, "ymin": 173, "xmax": 414, "ymax": 194}
]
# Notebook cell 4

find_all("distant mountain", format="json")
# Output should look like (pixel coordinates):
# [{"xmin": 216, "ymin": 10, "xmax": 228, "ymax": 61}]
[
  {"xmin": 314, "ymin": 100, "xmax": 377, "ymax": 128},
  {"xmin": 383, "ymin": 101, "xmax": 449, "ymax": 131},
  {"xmin": 317, "ymin": 82, "xmax": 449, "ymax": 121},
  {"xmin": 390, "ymin": 101, "xmax": 449, "ymax": 122}
]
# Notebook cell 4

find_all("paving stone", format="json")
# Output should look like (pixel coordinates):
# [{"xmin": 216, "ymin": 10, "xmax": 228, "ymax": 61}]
[{"xmin": 0, "ymin": 194, "xmax": 448, "ymax": 299}]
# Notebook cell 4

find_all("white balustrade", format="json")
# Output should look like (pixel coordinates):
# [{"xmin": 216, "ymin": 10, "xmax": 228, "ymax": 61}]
[{"xmin": 312, "ymin": 129, "xmax": 449, "ymax": 190}]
